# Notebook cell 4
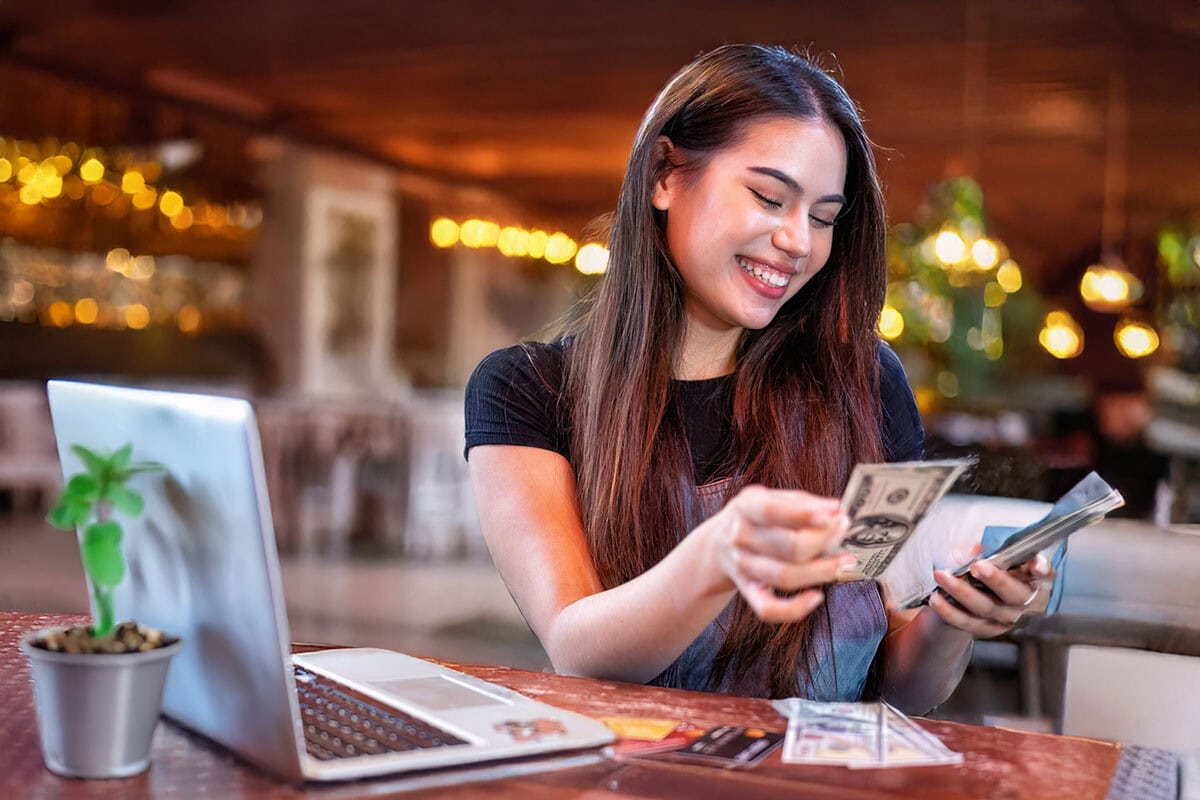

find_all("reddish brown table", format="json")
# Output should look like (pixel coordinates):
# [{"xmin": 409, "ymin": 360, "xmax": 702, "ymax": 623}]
[{"xmin": 1, "ymin": 611, "xmax": 1125, "ymax": 799}]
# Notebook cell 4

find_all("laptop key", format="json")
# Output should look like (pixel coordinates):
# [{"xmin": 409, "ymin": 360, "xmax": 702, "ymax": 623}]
[{"xmin": 292, "ymin": 665, "xmax": 468, "ymax": 760}]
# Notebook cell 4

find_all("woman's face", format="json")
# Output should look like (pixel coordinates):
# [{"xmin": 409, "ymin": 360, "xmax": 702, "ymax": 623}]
[{"xmin": 652, "ymin": 116, "xmax": 847, "ymax": 335}]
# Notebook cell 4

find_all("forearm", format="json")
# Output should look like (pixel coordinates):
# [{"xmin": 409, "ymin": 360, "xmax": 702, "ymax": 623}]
[
  {"xmin": 544, "ymin": 524, "xmax": 737, "ymax": 683},
  {"xmin": 880, "ymin": 607, "xmax": 974, "ymax": 715}
]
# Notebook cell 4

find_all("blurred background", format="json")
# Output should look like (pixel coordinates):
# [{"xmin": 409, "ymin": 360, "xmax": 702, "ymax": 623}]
[{"xmin": 1, "ymin": 0, "xmax": 1198, "ymax": 744}]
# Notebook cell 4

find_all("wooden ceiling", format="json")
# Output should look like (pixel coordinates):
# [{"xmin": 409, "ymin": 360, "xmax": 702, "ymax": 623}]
[{"xmin": 1, "ymin": 0, "xmax": 1198, "ymax": 296}]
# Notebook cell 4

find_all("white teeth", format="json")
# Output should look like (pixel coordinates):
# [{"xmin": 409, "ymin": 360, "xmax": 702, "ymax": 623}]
[{"xmin": 738, "ymin": 258, "xmax": 789, "ymax": 288}]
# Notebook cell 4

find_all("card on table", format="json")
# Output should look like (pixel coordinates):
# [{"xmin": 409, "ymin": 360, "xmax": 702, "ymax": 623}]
[{"xmin": 665, "ymin": 724, "xmax": 784, "ymax": 768}]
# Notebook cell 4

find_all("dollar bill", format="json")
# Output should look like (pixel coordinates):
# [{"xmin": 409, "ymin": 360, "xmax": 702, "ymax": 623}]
[
  {"xmin": 837, "ymin": 459, "xmax": 969, "ymax": 579},
  {"xmin": 772, "ymin": 698, "xmax": 962, "ymax": 768}
]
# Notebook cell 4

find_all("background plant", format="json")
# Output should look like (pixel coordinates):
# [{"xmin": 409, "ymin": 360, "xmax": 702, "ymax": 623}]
[{"xmin": 46, "ymin": 444, "xmax": 162, "ymax": 637}]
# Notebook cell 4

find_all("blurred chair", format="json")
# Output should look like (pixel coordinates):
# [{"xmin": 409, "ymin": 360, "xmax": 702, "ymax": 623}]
[
  {"xmin": 1063, "ymin": 644, "xmax": 1198, "ymax": 753},
  {"xmin": 1021, "ymin": 517, "xmax": 1200, "ymax": 737},
  {"xmin": 257, "ymin": 395, "xmax": 408, "ymax": 556},
  {"xmin": 402, "ymin": 390, "xmax": 484, "ymax": 560},
  {"xmin": 0, "ymin": 382, "xmax": 62, "ymax": 514}
]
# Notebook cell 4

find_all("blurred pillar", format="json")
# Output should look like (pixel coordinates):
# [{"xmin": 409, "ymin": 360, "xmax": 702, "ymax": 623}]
[{"xmin": 250, "ymin": 142, "xmax": 404, "ymax": 396}]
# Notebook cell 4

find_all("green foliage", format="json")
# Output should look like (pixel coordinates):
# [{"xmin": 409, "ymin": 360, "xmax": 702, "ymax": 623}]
[
  {"xmin": 887, "ymin": 177, "xmax": 1047, "ymax": 401},
  {"xmin": 46, "ymin": 444, "xmax": 162, "ymax": 638}
]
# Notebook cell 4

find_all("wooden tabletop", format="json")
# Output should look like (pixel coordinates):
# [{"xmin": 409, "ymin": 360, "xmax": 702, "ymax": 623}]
[{"xmin": 2, "ymin": 611, "xmax": 1124, "ymax": 799}]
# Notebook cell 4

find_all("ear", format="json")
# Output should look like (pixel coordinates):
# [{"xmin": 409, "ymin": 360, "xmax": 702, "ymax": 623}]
[{"xmin": 650, "ymin": 136, "xmax": 676, "ymax": 212}]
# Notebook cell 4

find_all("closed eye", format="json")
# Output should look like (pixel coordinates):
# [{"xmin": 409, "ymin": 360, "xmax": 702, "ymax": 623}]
[
  {"xmin": 810, "ymin": 214, "xmax": 837, "ymax": 229},
  {"xmin": 748, "ymin": 188, "xmax": 783, "ymax": 209}
]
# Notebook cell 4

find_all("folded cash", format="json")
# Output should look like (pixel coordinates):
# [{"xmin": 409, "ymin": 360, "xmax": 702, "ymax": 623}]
[
  {"xmin": 837, "ymin": 460, "xmax": 970, "ymax": 579},
  {"xmin": 772, "ymin": 698, "xmax": 962, "ymax": 769}
]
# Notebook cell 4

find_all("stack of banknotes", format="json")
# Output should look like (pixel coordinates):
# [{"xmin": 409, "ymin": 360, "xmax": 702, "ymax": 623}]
[{"xmin": 771, "ymin": 698, "xmax": 963, "ymax": 768}]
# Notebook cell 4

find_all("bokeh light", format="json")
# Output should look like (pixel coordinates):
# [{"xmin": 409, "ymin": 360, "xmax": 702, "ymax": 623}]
[
  {"xmin": 1113, "ymin": 320, "xmax": 1159, "ymax": 358},
  {"xmin": 429, "ymin": 217, "xmax": 459, "ymax": 248},
  {"xmin": 1039, "ymin": 310, "xmax": 1084, "ymax": 359},
  {"xmin": 574, "ymin": 243, "xmax": 609, "ymax": 275},
  {"xmin": 878, "ymin": 305, "xmax": 905, "ymax": 340},
  {"xmin": 74, "ymin": 298, "xmax": 99, "ymax": 325}
]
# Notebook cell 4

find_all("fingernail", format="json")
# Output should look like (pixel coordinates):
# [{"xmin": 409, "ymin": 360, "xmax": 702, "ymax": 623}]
[
  {"xmin": 838, "ymin": 555, "xmax": 857, "ymax": 569},
  {"xmin": 809, "ymin": 591, "xmax": 825, "ymax": 606},
  {"xmin": 971, "ymin": 561, "xmax": 992, "ymax": 578}
]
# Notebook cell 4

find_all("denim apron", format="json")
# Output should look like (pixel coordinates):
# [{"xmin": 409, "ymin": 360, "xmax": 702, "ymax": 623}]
[{"xmin": 649, "ymin": 477, "xmax": 888, "ymax": 700}]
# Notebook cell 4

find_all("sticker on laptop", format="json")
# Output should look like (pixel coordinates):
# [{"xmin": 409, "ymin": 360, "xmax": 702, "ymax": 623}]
[{"xmin": 494, "ymin": 718, "xmax": 568, "ymax": 742}]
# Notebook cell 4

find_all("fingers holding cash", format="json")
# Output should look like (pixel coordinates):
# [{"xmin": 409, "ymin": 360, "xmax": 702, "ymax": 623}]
[
  {"xmin": 928, "ymin": 556, "xmax": 1056, "ymax": 637},
  {"xmin": 712, "ymin": 485, "xmax": 855, "ymax": 623}
]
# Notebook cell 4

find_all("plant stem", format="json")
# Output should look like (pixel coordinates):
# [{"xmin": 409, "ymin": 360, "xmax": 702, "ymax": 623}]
[
  {"xmin": 92, "ymin": 500, "xmax": 114, "ymax": 637},
  {"xmin": 93, "ymin": 585, "xmax": 115, "ymax": 637}
]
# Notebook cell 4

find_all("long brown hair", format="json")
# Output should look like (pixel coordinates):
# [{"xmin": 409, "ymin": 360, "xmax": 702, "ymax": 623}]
[{"xmin": 564, "ymin": 44, "xmax": 888, "ymax": 697}]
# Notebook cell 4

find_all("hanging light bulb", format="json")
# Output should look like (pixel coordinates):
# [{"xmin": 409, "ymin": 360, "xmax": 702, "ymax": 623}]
[
  {"xmin": 1082, "ymin": 72, "xmax": 1140, "ymax": 314},
  {"xmin": 1113, "ymin": 319, "xmax": 1159, "ymax": 359},
  {"xmin": 1039, "ymin": 310, "xmax": 1084, "ymax": 359},
  {"xmin": 1079, "ymin": 258, "xmax": 1143, "ymax": 312}
]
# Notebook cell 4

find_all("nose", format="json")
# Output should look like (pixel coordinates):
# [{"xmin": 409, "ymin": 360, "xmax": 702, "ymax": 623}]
[{"xmin": 771, "ymin": 213, "xmax": 811, "ymax": 260}]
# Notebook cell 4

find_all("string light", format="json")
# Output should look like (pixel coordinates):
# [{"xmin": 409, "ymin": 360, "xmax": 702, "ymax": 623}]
[
  {"xmin": 158, "ymin": 190, "xmax": 184, "ymax": 217},
  {"xmin": 428, "ymin": 217, "xmax": 603, "ymax": 272},
  {"xmin": 544, "ymin": 232, "xmax": 577, "ymax": 265},
  {"xmin": 79, "ymin": 157, "xmax": 104, "ymax": 183},
  {"xmin": 429, "ymin": 217, "xmax": 459, "ymax": 248},
  {"xmin": 574, "ymin": 243, "xmax": 609, "ymax": 275},
  {"xmin": 0, "ymin": 134, "xmax": 261, "ymax": 235},
  {"xmin": 1, "ymin": 240, "xmax": 245, "ymax": 333}
]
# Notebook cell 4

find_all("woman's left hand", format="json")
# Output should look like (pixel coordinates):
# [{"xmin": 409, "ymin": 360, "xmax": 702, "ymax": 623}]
[{"xmin": 927, "ymin": 555, "xmax": 1055, "ymax": 639}]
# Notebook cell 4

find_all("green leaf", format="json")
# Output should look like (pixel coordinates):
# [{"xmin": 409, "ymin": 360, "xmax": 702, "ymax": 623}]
[
  {"xmin": 82, "ymin": 521, "xmax": 124, "ymax": 588},
  {"xmin": 71, "ymin": 445, "xmax": 110, "ymax": 480},
  {"xmin": 110, "ymin": 463, "xmax": 163, "ymax": 483},
  {"xmin": 47, "ymin": 499, "xmax": 90, "ymax": 530},
  {"xmin": 63, "ymin": 473, "xmax": 100, "ymax": 503},
  {"xmin": 105, "ymin": 484, "xmax": 144, "ymax": 516},
  {"xmin": 111, "ymin": 443, "xmax": 132, "ymax": 469}
]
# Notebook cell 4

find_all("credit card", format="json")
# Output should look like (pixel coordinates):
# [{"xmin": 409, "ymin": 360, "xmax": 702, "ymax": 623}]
[{"xmin": 669, "ymin": 724, "xmax": 784, "ymax": 768}]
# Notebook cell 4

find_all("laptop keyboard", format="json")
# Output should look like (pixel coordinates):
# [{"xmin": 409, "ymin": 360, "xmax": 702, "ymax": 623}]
[{"xmin": 292, "ymin": 665, "xmax": 469, "ymax": 761}]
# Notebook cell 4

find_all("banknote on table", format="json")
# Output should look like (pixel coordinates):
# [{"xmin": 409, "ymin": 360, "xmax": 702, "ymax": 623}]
[
  {"xmin": 836, "ymin": 459, "xmax": 970, "ymax": 579},
  {"xmin": 771, "ymin": 698, "xmax": 962, "ymax": 769}
]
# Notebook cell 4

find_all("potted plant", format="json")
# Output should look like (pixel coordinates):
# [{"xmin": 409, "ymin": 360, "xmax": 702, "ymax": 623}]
[{"xmin": 19, "ymin": 443, "xmax": 182, "ymax": 779}]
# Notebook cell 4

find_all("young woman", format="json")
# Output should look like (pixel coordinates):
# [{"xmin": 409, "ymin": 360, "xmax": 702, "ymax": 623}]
[{"xmin": 464, "ymin": 44, "xmax": 1051, "ymax": 713}]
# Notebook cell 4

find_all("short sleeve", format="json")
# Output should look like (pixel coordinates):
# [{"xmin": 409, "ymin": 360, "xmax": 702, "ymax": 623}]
[
  {"xmin": 463, "ymin": 342, "xmax": 570, "ymax": 461},
  {"xmin": 877, "ymin": 341, "xmax": 925, "ymax": 463}
]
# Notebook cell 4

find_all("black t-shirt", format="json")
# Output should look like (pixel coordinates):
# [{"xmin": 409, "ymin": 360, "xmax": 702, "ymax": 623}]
[{"xmin": 464, "ymin": 339, "xmax": 925, "ymax": 480}]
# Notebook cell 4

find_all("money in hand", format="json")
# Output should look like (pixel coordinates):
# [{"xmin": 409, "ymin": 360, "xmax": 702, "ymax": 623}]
[{"xmin": 836, "ymin": 460, "xmax": 968, "ymax": 579}]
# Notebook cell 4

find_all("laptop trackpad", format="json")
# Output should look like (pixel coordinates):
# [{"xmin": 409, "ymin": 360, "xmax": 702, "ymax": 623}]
[{"xmin": 368, "ymin": 676, "xmax": 505, "ymax": 711}]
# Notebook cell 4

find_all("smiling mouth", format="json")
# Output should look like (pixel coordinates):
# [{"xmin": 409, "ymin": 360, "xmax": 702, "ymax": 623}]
[{"xmin": 737, "ymin": 257, "xmax": 791, "ymax": 288}]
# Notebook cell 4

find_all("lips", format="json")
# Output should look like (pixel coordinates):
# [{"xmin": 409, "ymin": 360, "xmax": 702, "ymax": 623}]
[{"xmin": 737, "ymin": 256, "xmax": 794, "ymax": 288}]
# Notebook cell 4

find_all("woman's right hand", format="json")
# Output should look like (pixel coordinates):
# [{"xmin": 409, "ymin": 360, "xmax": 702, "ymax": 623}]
[{"xmin": 706, "ymin": 485, "xmax": 855, "ymax": 623}]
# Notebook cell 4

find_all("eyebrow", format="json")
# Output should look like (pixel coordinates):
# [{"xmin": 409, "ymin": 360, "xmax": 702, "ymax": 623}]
[{"xmin": 748, "ymin": 167, "xmax": 845, "ymax": 205}]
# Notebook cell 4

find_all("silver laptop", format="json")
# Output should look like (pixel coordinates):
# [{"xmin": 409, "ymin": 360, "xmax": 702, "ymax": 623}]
[{"xmin": 45, "ymin": 380, "xmax": 613, "ymax": 783}]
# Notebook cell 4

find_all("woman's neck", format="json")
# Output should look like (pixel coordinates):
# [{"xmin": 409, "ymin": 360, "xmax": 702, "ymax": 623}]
[{"xmin": 674, "ymin": 317, "xmax": 741, "ymax": 380}]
